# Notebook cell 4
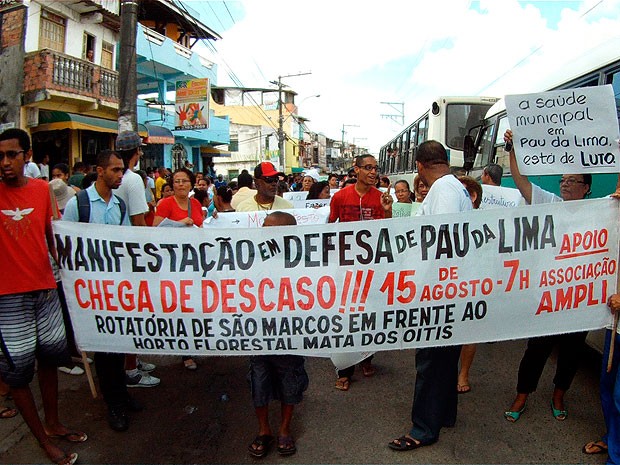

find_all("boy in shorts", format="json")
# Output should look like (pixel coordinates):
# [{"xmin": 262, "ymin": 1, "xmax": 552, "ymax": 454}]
[{"xmin": 247, "ymin": 211, "xmax": 309, "ymax": 458}]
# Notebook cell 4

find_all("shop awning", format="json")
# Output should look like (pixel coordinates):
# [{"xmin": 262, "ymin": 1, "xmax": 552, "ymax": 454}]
[
  {"xmin": 32, "ymin": 111, "xmax": 149, "ymax": 138},
  {"xmin": 200, "ymin": 146, "xmax": 231, "ymax": 157},
  {"xmin": 144, "ymin": 123, "xmax": 174, "ymax": 144},
  {"xmin": 34, "ymin": 111, "xmax": 174, "ymax": 144}
]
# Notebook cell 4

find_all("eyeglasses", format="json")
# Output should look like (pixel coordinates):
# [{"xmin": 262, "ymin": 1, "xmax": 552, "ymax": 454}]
[
  {"xmin": 173, "ymin": 179, "xmax": 192, "ymax": 185},
  {"xmin": 261, "ymin": 176, "xmax": 279, "ymax": 184},
  {"xmin": 558, "ymin": 178, "xmax": 585, "ymax": 186},
  {"xmin": 395, "ymin": 189, "xmax": 410, "ymax": 194},
  {"xmin": 357, "ymin": 164, "xmax": 380, "ymax": 172},
  {"xmin": 0, "ymin": 150, "xmax": 24, "ymax": 160}
]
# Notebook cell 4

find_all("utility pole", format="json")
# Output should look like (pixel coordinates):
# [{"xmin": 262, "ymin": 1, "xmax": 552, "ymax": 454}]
[
  {"xmin": 341, "ymin": 123, "xmax": 359, "ymax": 144},
  {"xmin": 271, "ymin": 72, "xmax": 311, "ymax": 171},
  {"xmin": 380, "ymin": 101, "xmax": 405, "ymax": 125},
  {"xmin": 118, "ymin": 0, "xmax": 139, "ymax": 133}
]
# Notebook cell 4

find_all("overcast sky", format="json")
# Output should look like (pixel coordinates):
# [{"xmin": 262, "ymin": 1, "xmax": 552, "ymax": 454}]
[{"xmin": 185, "ymin": 0, "xmax": 620, "ymax": 153}]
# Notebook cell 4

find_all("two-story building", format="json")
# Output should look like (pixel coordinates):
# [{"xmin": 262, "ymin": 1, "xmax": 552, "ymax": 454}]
[{"xmin": 0, "ymin": 0, "xmax": 229, "ymax": 172}]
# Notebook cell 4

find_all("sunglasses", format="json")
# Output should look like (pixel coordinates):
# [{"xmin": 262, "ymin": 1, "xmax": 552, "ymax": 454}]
[
  {"xmin": 261, "ymin": 176, "xmax": 279, "ymax": 184},
  {"xmin": 0, "ymin": 150, "xmax": 24, "ymax": 160}
]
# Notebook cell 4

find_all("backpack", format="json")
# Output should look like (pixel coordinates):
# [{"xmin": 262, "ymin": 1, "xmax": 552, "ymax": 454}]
[{"xmin": 76, "ymin": 189, "xmax": 126, "ymax": 224}]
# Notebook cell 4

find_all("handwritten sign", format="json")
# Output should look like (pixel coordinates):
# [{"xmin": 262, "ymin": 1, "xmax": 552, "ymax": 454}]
[
  {"xmin": 479, "ymin": 185, "xmax": 525, "ymax": 210},
  {"xmin": 505, "ymin": 85, "xmax": 620, "ymax": 175}
]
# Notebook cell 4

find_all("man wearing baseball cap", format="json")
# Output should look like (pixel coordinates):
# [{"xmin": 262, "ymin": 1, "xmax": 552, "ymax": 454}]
[{"xmin": 236, "ymin": 162, "xmax": 293, "ymax": 212}]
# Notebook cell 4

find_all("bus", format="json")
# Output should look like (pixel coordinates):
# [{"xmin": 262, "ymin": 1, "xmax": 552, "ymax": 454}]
[{"xmin": 378, "ymin": 96, "xmax": 499, "ymax": 185}]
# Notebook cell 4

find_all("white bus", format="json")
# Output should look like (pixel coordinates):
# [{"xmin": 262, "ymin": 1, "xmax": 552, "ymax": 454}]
[{"xmin": 378, "ymin": 96, "xmax": 499, "ymax": 186}]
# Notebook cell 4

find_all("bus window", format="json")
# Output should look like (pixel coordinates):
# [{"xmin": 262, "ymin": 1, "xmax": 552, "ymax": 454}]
[
  {"xmin": 494, "ymin": 116, "xmax": 511, "ymax": 175},
  {"xmin": 607, "ymin": 68, "xmax": 620, "ymax": 120},
  {"xmin": 417, "ymin": 116, "xmax": 428, "ymax": 144}
]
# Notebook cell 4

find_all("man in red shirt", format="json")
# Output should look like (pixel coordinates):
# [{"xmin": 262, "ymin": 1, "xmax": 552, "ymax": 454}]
[
  {"xmin": 0, "ymin": 128, "xmax": 84, "ymax": 465},
  {"xmin": 329, "ymin": 154, "xmax": 393, "ymax": 390}
]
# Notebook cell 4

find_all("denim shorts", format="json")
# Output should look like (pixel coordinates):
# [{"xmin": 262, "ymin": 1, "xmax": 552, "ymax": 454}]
[
  {"xmin": 0, "ymin": 289, "xmax": 70, "ymax": 387},
  {"xmin": 248, "ymin": 355, "xmax": 308, "ymax": 408}
]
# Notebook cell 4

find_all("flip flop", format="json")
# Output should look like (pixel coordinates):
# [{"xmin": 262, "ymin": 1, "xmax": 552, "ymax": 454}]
[
  {"xmin": 388, "ymin": 435, "xmax": 424, "ymax": 451},
  {"xmin": 0, "ymin": 407, "xmax": 18, "ymax": 419},
  {"xmin": 277, "ymin": 435, "xmax": 296, "ymax": 456},
  {"xmin": 457, "ymin": 384, "xmax": 471, "ymax": 394},
  {"xmin": 51, "ymin": 452, "xmax": 78, "ymax": 465},
  {"xmin": 334, "ymin": 378, "xmax": 350, "ymax": 391},
  {"xmin": 582, "ymin": 440, "xmax": 608, "ymax": 455},
  {"xmin": 47, "ymin": 431, "xmax": 88, "ymax": 443},
  {"xmin": 248, "ymin": 434, "xmax": 274, "ymax": 458}
]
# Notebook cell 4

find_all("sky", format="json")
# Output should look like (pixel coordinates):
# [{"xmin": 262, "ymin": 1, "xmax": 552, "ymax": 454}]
[{"xmin": 183, "ymin": 0, "xmax": 620, "ymax": 153}]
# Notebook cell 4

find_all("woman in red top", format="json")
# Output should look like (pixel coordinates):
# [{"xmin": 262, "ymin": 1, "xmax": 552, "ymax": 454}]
[
  {"xmin": 153, "ymin": 168, "xmax": 203, "ymax": 227},
  {"xmin": 152, "ymin": 167, "xmax": 203, "ymax": 371}
]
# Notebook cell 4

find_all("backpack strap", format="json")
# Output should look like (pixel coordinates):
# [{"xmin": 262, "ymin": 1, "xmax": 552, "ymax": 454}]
[
  {"xmin": 115, "ymin": 195, "xmax": 127, "ymax": 225},
  {"xmin": 77, "ymin": 189, "xmax": 126, "ymax": 225},
  {"xmin": 76, "ymin": 189, "xmax": 90, "ymax": 223}
]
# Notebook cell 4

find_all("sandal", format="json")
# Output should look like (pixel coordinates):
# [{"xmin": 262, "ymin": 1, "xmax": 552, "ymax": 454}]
[
  {"xmin": 183, "ymin": 358, "xmax": 198, "ymax": 370},
  {"xmin": 457, "ymin": 384, "xmax": 471, "ymax": 394},
  {"xmin": 334, "ymin": 377, "xmax": 350, "ymax": 391},
  {"xmin": 583, "ymin": 440, "xmax": 608, "ymax": 455},
  {"xmin": 388, "ymin": 435, "xmax": 424, "ymax": 451},
  {"xmin": 550, "ymin": 400, "xmax": 567, "ymax": 421},
  {"xmin": 277, "ymin": 435, "xmax": 296, "ymax": 456},
  {"xmin": 248, "ymin": 434, "xmax": 274, "ymax": 458},
  {"xmin": 361, "ymin": 362, "xmax": 376, "ymax": 377},
  {"xmin": 51, "ymin": 452, "xmax": 78, "ymax": 465},
  {"xmin": 47, "ymin": 431, "xmax": 88, "ymax": 443},
  {"xmin": 0, "ymin": 406, "xmax": 18, "ymax": 419},
  {"xmin": 504, "ymin": 403, "xmax": 526, "ymax": 423}
]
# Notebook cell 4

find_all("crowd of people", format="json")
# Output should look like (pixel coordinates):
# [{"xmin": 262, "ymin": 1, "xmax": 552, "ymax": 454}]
[{"xmin": 0, "ymin": 126, "xmax": 619, "ymax": 464}]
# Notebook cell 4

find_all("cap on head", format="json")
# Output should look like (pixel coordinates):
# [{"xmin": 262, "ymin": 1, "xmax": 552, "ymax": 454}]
[
  {"xmin": 254, "ymin": 161, "xmax": 284, "ymax": 179},
  {"xmin": 115, "ymin": 131, "xmax": 144, "ymax": 151}
]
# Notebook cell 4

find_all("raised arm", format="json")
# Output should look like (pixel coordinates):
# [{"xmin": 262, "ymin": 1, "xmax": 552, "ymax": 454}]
[{"xmin": 505, "ymin": 129, "xmax": 533, "ymax": 204}]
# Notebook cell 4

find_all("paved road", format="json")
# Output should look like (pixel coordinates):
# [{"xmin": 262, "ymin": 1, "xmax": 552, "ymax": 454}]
[{"xmin": 0, "ymin": 338, "xmax": 609, "ymax": 464}]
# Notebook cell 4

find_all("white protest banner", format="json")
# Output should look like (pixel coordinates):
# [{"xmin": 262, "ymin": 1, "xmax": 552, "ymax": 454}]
[
  {"xmin": 203, "ymin": 208, "xmax": 329, "ymax": 228},
  {"xmin": 505, "ymin": 85, "xmax": 620, "ymax": 175},
  {"xmin": 479, "ymin": 185, "xmax": 525, "ymax": 210},
  {"xmin": 283, "ymin": 191, "xmax": 308, "ymax": 202},
  {"xmin": 54, "ymin": 198, "xmax": 618, "ymax": 357},
  {"xmin": 290, "ymin": 198, "xmax": 331, "ymax": 209}
]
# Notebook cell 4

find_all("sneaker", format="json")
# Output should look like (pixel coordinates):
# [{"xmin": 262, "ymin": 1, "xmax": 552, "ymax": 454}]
[
  {"xmin": 136, "ymin": 359, "xmax": 156, "ymax": 373},
  {"xmin": 58, "ymin": 365, "xmax": 85, "ymax": 376},
  {"xmin": 126, "ymin": 371, "xmax": 160, "ymax": 388}
]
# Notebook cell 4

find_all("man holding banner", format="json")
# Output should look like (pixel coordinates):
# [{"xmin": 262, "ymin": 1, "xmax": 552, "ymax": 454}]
[
  {"xmin": 329, "ymin": 154, "xmax": 393, "ymax": 391},
  {"xmin": 389, "ymin": 140, "xmax": 472, "ymax": 452}
]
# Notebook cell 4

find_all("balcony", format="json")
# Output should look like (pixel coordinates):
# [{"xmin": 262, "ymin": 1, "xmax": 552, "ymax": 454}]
[{"xmin": 23, "ymin": 49, "xmax": 119, "ymax": 110}]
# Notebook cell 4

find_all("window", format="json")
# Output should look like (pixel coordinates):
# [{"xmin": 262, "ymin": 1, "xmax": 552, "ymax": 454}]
[
  {"xmin": 39, "ymin": 10, "xmax": 65, "ymax": 52},
  {"xmin": 101, "ymin": 41, "xmax": 114, "ymax": 69},
  {"xmin": 83, "ymin": 33, "xmax": 95, "ymax": 62}
]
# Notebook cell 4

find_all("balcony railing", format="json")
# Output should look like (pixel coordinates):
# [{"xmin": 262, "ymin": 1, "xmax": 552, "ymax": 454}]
[{"xmin": 23, "ymin": 49, "xmax": 119, "ymax": 103}]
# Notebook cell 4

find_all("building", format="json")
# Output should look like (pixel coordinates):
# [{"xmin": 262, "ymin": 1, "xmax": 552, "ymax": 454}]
[
  {"xmin": 211, "ymin": 86, "xmax": 300, "ymax": 179},
  {"xmin": 0, "ymin": 0, "xmax": 229, "ymax": 172}
]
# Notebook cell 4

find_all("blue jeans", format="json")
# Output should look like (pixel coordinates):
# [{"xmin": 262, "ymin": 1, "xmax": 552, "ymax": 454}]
[
  {"xmin": 601, "ymin": 330, "xmax": 620, "ymax": 465},
  {"xmin": 409, "ymin": 345, "xmax": 461, "ymax": 444}
]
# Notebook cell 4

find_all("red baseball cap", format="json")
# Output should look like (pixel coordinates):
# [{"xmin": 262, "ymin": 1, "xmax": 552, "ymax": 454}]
[{"xmin": 254, "ymin": 161, "xmax": 284, "ymax": 179}]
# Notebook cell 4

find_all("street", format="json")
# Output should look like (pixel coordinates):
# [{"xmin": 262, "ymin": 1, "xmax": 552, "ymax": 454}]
[{"xmin": 0, "ymin": 337, "xmax": 608, "ymax": 464}]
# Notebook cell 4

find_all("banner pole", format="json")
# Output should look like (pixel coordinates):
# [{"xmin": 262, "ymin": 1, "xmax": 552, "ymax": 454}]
[{"xmin": 49, "ymin": 184, "xmax": 98, "ymax": 398}]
